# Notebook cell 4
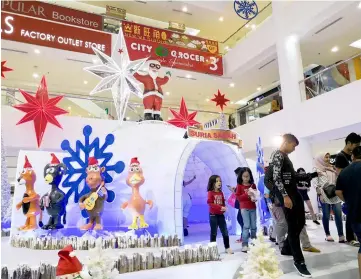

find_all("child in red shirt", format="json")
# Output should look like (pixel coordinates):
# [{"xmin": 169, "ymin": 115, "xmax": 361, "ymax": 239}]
[
  {"xmin": 235, "ymin": 167, "xmax": 257, "ymax": 253},
  {"xmin": 207, "ymin": 175, "xmax": 233, "ymax": 254}
]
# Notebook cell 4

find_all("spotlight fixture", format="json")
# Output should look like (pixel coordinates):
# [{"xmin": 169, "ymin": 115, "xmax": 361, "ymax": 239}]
[
  {"xmin": 92, "ymin": 59, "xmax": 98, "ymax": 64},
  {"xmin": 182, "ymin": 6, "xmax": 188, "ymax": 12},
  {"xmin": 32, "ymin": 73, "xmax": 39, "ymax": 78},
  {"xmin": 257, "ymin": 86, "xmax": 261, "ymax": 91},
  {"xmin": 331, "ymin": 46, "xmax": 339, "ymax": 52},
  {"xmin": 34, "ymin": 49, "xmax": 40, "ymax": 54},
  {"xmin": 165, "ymin": 92, "xmax": 170, "ymax": 96},
  {"xmin": 206, "ymin": 98, "xmax": 210, "ymax": 102},
  {"xmin": 229, "ymin": 82, "xmax": 235, "ymax": 87},
  {"xmin": 245, "ymin": 24, "xmax": 249, "ymax": 28},
  {"xmin": 68, "ymin": 106, "xmax": 71, "ymax": 110},
  {"xmin": 186, "ymin": 74, "xmax": 192, "ymax": 79},
  {"xmin": 84, "ymin": 80, "xmax": 88, "ymax": 84},
  {"xmin": 251, "ymin": 24, "xmax": 256, "ymax": 30},
  {"xmin": 219, "ymin": 16, "xmax": 224, "ymax": 22}
]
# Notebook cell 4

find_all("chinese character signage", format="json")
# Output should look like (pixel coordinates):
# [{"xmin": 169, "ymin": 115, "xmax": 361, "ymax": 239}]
[{"xmin": 122, "ymin": 21, "xmax": 223, "ymax": 76}]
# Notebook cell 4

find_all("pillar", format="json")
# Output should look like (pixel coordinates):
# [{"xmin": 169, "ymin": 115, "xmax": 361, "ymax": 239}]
[{"xmin": 273, "ymin": 2, "xmax": 307, "ymax": 108}]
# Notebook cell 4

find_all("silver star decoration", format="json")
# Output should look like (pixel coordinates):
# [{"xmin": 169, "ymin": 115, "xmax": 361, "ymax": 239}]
[{"xmin": 84, "ymin": 28, "xmax": 148, "ymax": 125}]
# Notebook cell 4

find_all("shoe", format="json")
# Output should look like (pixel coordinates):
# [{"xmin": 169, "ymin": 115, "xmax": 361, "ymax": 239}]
[
  {"xmin": 269, "ymin": 237, "xmax": 276, "ymax": 242},
  {"xmin": 325, "ymin": 235, "xmax": 334, "ymax": 242},
  {"xmin": 241, "ymin": 246, "xmax": 248, "ymax": 253},
  {"xmin": 349, "ymin": 240, "xmax": 360, "ymax": 247},
  {"xmin": 313, "ymin": 220, "xmax": 320, "ymax": 225},
  {"xmin": 339, "ymin": 236, "xmax": 346, "ymax": 243},
  {"xmin": 183, "ymin": 228, "xmax": 188, "ymax": 236},
  {"xmin": 303, "ymin": 246, "xmax": 321, "ymax": 253},
  {"xmin": 294, "ymin": 262, "xmax": 312, "ymax": 278},
  {"xmin": 226, "ymin": 248, "xmax": 234, "ymax": 254}
]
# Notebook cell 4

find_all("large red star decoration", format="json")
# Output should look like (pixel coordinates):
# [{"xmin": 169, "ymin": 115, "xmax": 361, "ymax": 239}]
[
  {"xmin": 13, "ymin": 76, "xmax": 68, "ymax": 147},
  {"xmin": 167, "ymin": 97, "xmax": 200, "ymax": 129},
  {"xmin": 211, "ymin": 90, "xmax": 230, "ymax": 111},
  {"xmin": 1, "ymin": 61, "xmax": 13, "ymax": 78}
]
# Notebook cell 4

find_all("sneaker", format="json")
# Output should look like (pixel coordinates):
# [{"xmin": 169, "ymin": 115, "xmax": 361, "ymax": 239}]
[
  {"xmin": 294, "ymin": 262, "xmax": 312, "ymax": 278},
  {"xmin": 226, "ymin": 248, "xmax": 234, "ymax": 254},
  {"xmin": 269, "ymin": 237, "xmax": 276, "ymax": 242},
  {"xmin": 241, "ymin": 246, "xmax": 249, "ymax": 253},
  {"xmin": 313, "ymin": 220, "xmax": 320, "ymax": 225},
  {"xmin": 325, "ymin": 235, "xmax": 334, "ymax": 242},
  {"xmin": 349, "ymin": 240, "xmax": 360, "ymax": 247},
  {"xmin": 339, "ymin": 236, "xmax": 346, "ymax": 243},
  {"xmin": 183, "ymin": 228, "xmax": 188, "ymax": 236},
  {"xmin": 303, "ymin": 246, "xmax": 321, "ymax": 253}
]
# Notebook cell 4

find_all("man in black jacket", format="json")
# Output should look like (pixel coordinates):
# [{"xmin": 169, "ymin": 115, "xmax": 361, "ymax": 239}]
[{"xmin": 270, "ymin": 134, "xmax": 317, "ymax": 278}]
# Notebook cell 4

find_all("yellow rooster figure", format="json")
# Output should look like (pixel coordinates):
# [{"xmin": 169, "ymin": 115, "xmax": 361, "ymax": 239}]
[{"xmin": 121, "ymin": 157, "xmax": 153, "ymax": 230}]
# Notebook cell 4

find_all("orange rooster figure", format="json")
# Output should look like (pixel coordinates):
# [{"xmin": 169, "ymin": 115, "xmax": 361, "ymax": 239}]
[
  {"xmin": 121, "ymin": 158, "xmax": 153, "ymax": 230},
  {"xmin": 15, "ymin": 156, "xmax": 41, "ymax": 230}
]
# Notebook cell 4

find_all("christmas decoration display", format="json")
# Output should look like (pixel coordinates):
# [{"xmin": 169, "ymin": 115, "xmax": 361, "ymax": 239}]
[
  {"xmin": 234, "ymin": 0, "xmax": 259, "ymax": 20},
  {"xmin": 56, "ymin": 245, "xmax": 85, "ymax": 279},
  {"xmin": 79, "ymin": 157, "xmax": 108, "ymax": 230},
  {"xmin": 211, "ymin": 90, "xmax": 229, "ymax": 111},
  {"xmin": 1, "ymin": 133, "xmax": 12, "ymax": 231},
  {"xmin": 60, "ymin": 125, "xmax": 125, "ymax": 219},
  {"xmin": 1, "ymin": 60, "xmax": 13, "ymax": 78},
  {"xmin": 218, "ymin": 112, "xmax": 227, "ymax": 129},
  {"xmin": 2, "ymin": 241, "xmax": 220, "ymax": 278},
  {"xmin": 10, "ymin": 233, "xmax": 182, "ymax": 250},
  {"xmin": 239, "ymin": 232, "xmax": 283, "ymax": 279},
  {"xmin": 133, "ymin": 58, "xmax": 171, "ymax": 121},
  {"xmin": 15, "ymin": 156, "xmax": 41, "ymax": 231},
  {"xmin": 39, "ymin": 153, "xmax": 67, "ymax": 230},
  {"xmin": 81, "ymin": 238, "xmax": 118, "ymax": 279},
  {"xmin": 84, "ymin": 27, "xmax": 148, "ymax": 125},
  {"xmin": 13, "ymin": 76, "xmax": 68, "ymax": 147},
  {"xmin": 167, "ymin": 97, "xmax": 200, "ymax": 129},
  {"xmin": 121, "ymin": 157, "xmax": 153, "ymax": 230}
]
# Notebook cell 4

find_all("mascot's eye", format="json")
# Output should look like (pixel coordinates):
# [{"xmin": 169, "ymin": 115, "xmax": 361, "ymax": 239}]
[
  {"xmin": 21, "ymin": 169, "xmax": 26, "ymax": 174},
  {"xmin": 49, "ymin": 167, "xmax": 55, "ymax": 174},
  {"xmin": 130, "ymin": 167, "xmax": 134, "ymax": 172},
  {"xmin": 135, "ymin": 167, "xmax": 140, "ymax": 172},
  {"xmin": 87, "ymin": 166, "xmax": 92, "ymax": 171},
  {"xmin": 93, "ymin": 166, "xmax": 99, "ymax": 171}
]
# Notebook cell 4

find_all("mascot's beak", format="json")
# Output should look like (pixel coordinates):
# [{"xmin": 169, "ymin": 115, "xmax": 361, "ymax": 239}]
[
  {"xmin": 17, "ymin": 177, "xmax": 26, "ymax": 185},
  {"xmin": 129, "ymin": 174, "xmax": 142, "ymax": 185},
  {"xmin": 44, "ymin": 174, "xmax": 53, "ymax": 183}
]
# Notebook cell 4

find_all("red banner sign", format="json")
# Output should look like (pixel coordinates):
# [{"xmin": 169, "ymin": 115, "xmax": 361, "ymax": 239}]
[
  {"xmin": 1, "ymin": 1, "xmax": 103, "ymax": 31},
  {"xmin": 123, "ymin": 21, "xmax": 219, "ymax": 54},
  {"xmin": 187, "ymin": 127, "xmax": 243, "ymax": 147},
  {"xmin": 1, "ymin": 12, "xmax": 112, "ymax": 56}
]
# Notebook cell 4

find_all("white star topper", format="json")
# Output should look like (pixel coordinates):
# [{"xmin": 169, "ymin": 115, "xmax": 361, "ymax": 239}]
[{"xmin": 84, "ymin": 28, "xmax": 148, "ymax": 125}]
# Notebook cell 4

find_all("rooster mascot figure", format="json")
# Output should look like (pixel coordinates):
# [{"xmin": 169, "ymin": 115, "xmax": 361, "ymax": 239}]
[
  {"xmin": 133, "ymin": 58, "xmax": 171, "ymax": 121},
  {"xmin": 121, "ymin": 157, "xmax": 153, "ymax": 230}
]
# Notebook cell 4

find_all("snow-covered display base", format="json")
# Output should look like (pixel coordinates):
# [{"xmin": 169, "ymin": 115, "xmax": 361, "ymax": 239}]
[{"xmin": 10, "ymin": 230, "xmax": 181, "ymax": 250}]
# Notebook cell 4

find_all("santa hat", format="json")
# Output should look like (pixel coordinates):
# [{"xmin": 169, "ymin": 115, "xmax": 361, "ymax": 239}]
[
  {"xmin": 23, "ymin": 156, "xmax": 32, "ymax": 169},
  {"xmin": 56, "ymin": 245, "xmax": 83, "ymax": 279},
  {"xmin": 130, "ymin": 157, "xmax": 140, "ymax": 166},
  {"xmin": 147, "ymin": 58, "xmax": 161, "ymax": 66},
  {"xmin": 50, "ymin": 153, "xmax": 60, "ymax": 165},
  {"xmin": 88, "ymin": 157, "xmax": 98, "ymax": 166}
]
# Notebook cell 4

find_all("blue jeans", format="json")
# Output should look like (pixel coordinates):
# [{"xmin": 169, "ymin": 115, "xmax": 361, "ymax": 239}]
[
  {"xmin": 351, "ymin": 223, "xmax": 361, "ymax": 253},
  {"xmin": 241, "ymin": 209, "xmax": 257, "ymax": 246},
  {"xmin": 321, "ymin": 202, "xmax": 344, "ymax": 237}
]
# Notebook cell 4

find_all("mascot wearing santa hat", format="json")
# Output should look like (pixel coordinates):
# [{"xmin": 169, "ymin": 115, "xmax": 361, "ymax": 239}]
[{"xmin": 133, "ymin": 58, "xmax": 171, "ymax": 121}]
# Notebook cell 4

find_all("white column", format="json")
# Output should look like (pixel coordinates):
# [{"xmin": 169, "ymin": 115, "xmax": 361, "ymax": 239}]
[
  {"xmin": 289, "ymin": 139, "xmax": 318, "ymax": 215},
  {"xmin": 273, "ymin": 2, "xmax": 306, "ymax": 108}
]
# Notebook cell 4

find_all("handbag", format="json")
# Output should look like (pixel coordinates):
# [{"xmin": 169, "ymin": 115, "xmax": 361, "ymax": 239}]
[
  {"xmin": 323, "ymin": 183, "xmax": 336, "ymax": 199},
  {"xmin": 227, "ymin": 193, "xmax": 237, "ymax": 208}
]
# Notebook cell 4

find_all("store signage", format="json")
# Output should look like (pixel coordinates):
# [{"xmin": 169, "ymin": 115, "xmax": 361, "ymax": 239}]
[
  {"xmin": 1, "ymin": 1, "xmax": 103, "ymax": 31},
  {"xmin": 106, "ymin": 5, "xmax": 126, "ymax": 20},
  {"xmin": 168, "ymin": 21, "xmax": 186, "ymax": 33},
  {"xmin": 1, "ymin": 12, "xmax": 112, "ymax": 55},
  {"xmin": 187, "ymin": 127, "xmax": 242, "ymax": 147}
]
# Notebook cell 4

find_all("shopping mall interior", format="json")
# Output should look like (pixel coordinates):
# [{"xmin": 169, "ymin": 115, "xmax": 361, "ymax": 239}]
[{"xmin": 1, "ymin": 1, "xmax": 361, "ymax": 279}]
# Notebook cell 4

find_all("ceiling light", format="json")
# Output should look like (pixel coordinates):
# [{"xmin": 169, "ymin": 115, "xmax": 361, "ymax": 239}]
[
  {"xmin": 331, "ymin": 46, "xmax": 339, "ymax": 52},
  {"xmin": 165, "ymin": 91, "xmax": 170, "ymax": 96},
  {"xmin": 126, "ymin": 117, "xmax": 130, "ymax": 120},
  {"xmin": 182, "ymin": 6, "xmax": 188, "ymax": 12},
  {"xmin": 273, "ymin": 135, "xmax": 284, "ymax": 146},
  {"xmin": 358, "ymin": 2, "xmax": 361, "ymax": 8},
  {"xmin": 68, "ymin": 106, "xmax": 71, "ymax": 110},
  {"xmin": 186, "ymin": 74, "xmax": 192, "ymax": 79},
  {"xmin": 83, "ymin": 80, "xmax": 88, "ymax": 84},
  {"xmin": 245, "ymin": 24, "xmax": 249, "ymax": 28},
  {"xmin": 350, "ymin": 39, "xmax": 361, "ymax": 49},
  {"xmin": 224, "ymin": 46, "xmax": 230, "ymax": 51},
  {"xmin": 257, "ymin": 86, "xmax": 262, "ymax": 91},
  {"xmin": 92, "ymin": 59, "xmax": 98, "ymax": 64},
  {"xmin": 206, "ymin": 98, "xmax": 210, "ymax": 102},
  {"xmin": 251, "ymin": 24, "xmax": 256, "ymax": 30},
  {"xmin": 219, "ymin": 16, "xmax": 224, "ymax": 22},
  {"xmin": 34, "ymin": 49, "xmax": 40, "ymax": 54},
  {"xmin": 231, "ymin": 101, "xmax": 234, "ymax": 104},
  {"xmin": 229, "ymin": 83, "xmax": 235, "ymax": 87},
  {"xmin": 32, "ymin": 73, "xmax": 39, "ymax": 78},
  {"xmin": 88, "ymin": 113, "xmax": 91, "ymax": 116}
]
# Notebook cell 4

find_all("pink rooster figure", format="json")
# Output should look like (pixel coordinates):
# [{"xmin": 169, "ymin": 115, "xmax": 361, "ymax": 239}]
[{"xmin": 121, "ymin": 158, "xmax": 153, "ymax": 230}]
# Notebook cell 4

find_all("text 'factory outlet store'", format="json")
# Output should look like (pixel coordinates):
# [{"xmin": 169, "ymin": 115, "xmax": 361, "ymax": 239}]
[{"xmin": 1, "ymin": 0, "xmax": 224, "ymax": 76}]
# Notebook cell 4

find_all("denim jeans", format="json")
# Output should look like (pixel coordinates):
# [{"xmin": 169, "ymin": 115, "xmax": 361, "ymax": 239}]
[
  {"xmin": 209, "ymin": 214, "xmax": 230, "ymax": 249},
  {"xmin": 321, "ymin": 202, "xmax": 344, "ymax": 237},
  {"xmin": 241, "ymin": 209, "xmax": 257, "ymax": 246}
]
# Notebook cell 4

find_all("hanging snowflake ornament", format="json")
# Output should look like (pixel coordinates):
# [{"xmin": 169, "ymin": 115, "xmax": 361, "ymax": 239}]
[
  {"xmin": 234, "ymin": 0, "xmax": 258, "ymax": 20},
  {"xmin": 167, "ymin": 97, "xmax": 200, "ymax": 129},
  {"xmin": 60, "ymin": 125, "xmax": 125, "ymax": 217},
  {"xmin": 13, "ymin": 76, "xmax": 68, "ymax": 147},
  {"xmin": 256, "ymin": 137, "xmax": 265, "ymax": 175},
  {"xmin": 84, "ymin": 28, "xmax": 148, "ymax": 126},
  {"xmin": 1, "ymin": 61, "xmax": 13, "ymax": 78},
  {"xmin": 211, "ymin": 90, "xmax": 230, "ymax": 111}
]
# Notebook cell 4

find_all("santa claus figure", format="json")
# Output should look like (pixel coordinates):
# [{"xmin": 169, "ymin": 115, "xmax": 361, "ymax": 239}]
[
  {"xmin": 56, "ymin": 245, "xmax": 88, "ymax": 279},
  {"xmin": 133, "ymin": 58, "xmax": 171, "ymax": 121}
]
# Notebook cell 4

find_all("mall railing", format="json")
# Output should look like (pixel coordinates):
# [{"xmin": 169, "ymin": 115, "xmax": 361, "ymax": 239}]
[
  {"xmin": 299, "ymin": 53, "xmax": 361, "ymax": 101},
  {"xmin": 1, "ymin": 88, "xmax": 231, "ymax": 125}
]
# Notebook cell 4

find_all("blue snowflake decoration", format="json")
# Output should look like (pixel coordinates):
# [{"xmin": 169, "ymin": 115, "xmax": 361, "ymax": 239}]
[
  {"xmin": 60, "ymin": 125, "xmax": 125, "ymax": 217},
  {"xmin": 256, "ymin": 137, "xmax": 264, "ymax": 176},
  {"xmin": 234, "ymin": 0, "xmax": 258, "ymax": 20}
]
